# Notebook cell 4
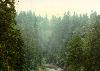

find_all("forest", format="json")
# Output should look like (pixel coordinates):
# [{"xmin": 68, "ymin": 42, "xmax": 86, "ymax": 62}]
[{"xmin": 0, "ymin": 0, "xmax": 100, "ymax": 71}]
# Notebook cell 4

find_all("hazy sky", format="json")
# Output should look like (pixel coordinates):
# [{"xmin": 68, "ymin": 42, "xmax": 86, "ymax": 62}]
[{"xmin": 15, "ymin": 0, "xmax": 100, "ymax": 17}]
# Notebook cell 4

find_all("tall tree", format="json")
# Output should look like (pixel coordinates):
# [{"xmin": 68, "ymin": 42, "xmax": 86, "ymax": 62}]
[
  {"xmin": 16, "ymin": 11, "xmax": 42, "ymax": 71},
  {"xmin": 0, "ymin": 0, "xmax": 25, "ymax": 71},
  {"xmin": 86, "ymin": 15, "xmax": 100, "ymax": 71}
]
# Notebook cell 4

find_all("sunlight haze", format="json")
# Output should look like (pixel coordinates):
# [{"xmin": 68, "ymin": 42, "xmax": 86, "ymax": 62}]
[{"xmin": 15, "ymin": 0, "xmax": 100, "ymax": 17}]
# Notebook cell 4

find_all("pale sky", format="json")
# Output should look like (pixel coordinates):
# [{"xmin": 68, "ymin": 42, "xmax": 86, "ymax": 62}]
[{"xmin": 15, "ymin": 0, "xmax": 100, "ymax": 17}]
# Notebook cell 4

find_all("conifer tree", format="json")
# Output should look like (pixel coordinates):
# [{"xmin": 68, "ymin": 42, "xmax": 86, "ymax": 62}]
[{"xmin": 0, "ymin": 0, "xmax": 25, "ymax": 71}]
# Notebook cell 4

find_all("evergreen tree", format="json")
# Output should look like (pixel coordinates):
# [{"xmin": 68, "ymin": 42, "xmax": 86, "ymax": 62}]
[
  {"xmin": 86, "ymin": 15, "xmax": 100, "ymax": 71},
  {"xmin": 66, "ymin": 35, "xmax": 84, "ymax": 71},
  {"xmin": 0, "ymin": 0, "xmax": 25, "ymax": 71},
  {"xmin": 16, "ymin": 11, "xmax": 42, "ymax": 71}
]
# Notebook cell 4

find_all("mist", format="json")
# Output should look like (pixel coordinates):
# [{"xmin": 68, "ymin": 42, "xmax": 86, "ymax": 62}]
[
  {"xmin": 0, "ymin": 0, "xmax": 100, "ymax": 71},
  {"xmin": 16, "ymin": 9, "xmax": 100, "ymax": 71}
]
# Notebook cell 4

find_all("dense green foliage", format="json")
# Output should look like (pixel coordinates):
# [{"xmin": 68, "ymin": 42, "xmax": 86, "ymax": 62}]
[
  {"xmin": 65, "ymin": 13, "xmax": 100, "ymax": 71},
  {"xmin": 0, "ymin": 1, "xmax": 99, "ymax": 70},
  {"xmin": 16, "ymin": 10, "xmax": 100, "ymax": 71},
  {"xmin": 16, "ymin": 11, "xmax": 42, "ymax": 71},
  {"xmin": 0, "ymin": 0, "xmax": 25, "ymax": 71}
]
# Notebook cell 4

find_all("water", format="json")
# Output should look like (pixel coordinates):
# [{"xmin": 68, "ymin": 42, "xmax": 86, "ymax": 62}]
[{"xmin": 46, "ymin": 67, "xmax": 62, "ymax": 71}]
